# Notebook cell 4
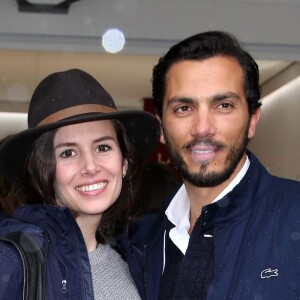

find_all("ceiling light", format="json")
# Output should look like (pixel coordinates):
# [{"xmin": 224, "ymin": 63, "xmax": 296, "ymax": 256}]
[{"xmin": 102, "ymin": 29, "xmax": 126, "ymax": 54}]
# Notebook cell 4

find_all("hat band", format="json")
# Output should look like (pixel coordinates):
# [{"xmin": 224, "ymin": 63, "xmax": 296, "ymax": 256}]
[{"xmin": 38, "ymin": 104, "xmax": 117, "ymax": 126}]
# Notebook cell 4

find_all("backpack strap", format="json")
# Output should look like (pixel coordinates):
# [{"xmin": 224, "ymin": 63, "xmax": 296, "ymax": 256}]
[{"xmin": 0, "ymin": 232, "xmax": 44, "ymax": 300}]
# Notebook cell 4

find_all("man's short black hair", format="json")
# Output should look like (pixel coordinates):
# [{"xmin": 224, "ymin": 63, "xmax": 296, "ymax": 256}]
[{"xmin": 152, "ymin": 31, "xmax": 262, "ymax": 117}]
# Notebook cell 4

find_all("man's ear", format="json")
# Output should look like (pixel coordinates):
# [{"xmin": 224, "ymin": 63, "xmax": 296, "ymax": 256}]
[
  {"xmin": 248, "ymin": 108, "xmax": 261, "ymax": 139},
  {"xmin": 156, "ymin": 114, "xmax": 166, "ymax": 144}
]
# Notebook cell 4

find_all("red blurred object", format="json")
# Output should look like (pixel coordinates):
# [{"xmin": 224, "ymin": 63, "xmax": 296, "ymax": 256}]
[{"xmin": 143, "ymin": 98, "xmax": 170, "ymax": 164}]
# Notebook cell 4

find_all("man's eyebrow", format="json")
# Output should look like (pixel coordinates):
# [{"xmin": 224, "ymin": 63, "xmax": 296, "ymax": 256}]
[
  {"xmin": 166, "ymin": 97, "xmax": 196, "ymax": 106},
  {"xmin": 209, "ymin": 92, "xmax": 241, "ymax": 103},
  {"xmin": 166, "ymin": 92, "xmax": 241, "ymax": 107}
]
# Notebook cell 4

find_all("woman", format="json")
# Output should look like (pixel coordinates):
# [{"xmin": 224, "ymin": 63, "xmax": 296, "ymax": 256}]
[
  {"xmin": 0, "ymin": 135, "xmax": 11, "ymax": 207},
  {"xmin": 0, "ymin": 69, "xmax": 160, "ymax": 299}
]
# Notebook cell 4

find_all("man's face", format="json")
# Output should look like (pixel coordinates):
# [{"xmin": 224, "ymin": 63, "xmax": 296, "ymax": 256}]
[{"xmin": 160, "ymin": 56, "xmax": 260, "ymax": 187}]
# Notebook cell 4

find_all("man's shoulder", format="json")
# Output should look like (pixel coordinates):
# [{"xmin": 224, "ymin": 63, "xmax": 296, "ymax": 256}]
[
  {"xmin": 255, "ymin": 174, "xmax": 300, "ymax": 221},
  {"xmin": 130, "ymin": 212, "xmax": 164, "ymax": 241},
  {"xmin": 272, "ymin": 175, "xmax": 300, "ymax": 195},
  {"xmin": 117, "ymin": 211, "xmax": 166, "ymax": 251}
]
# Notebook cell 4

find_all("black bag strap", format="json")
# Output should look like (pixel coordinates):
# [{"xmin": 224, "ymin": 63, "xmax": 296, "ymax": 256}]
[{"xmin": 0, "ymin": 231, "xmax": 44, "ymax": 300}]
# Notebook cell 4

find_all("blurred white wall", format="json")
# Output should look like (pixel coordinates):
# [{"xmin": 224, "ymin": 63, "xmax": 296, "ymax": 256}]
[
  {"xmin": 0, "ymin": 112, "xmax": 27, "ymax": 140},
  {"xmin": 0, "ymin": 0, "xmax": 300, "ymax": 181},
  {"xmin": 249, "ymin": 76, "xmax": 300, "ymax": 181}
]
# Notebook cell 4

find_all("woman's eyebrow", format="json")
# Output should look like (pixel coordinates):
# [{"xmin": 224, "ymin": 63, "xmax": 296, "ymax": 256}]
[
  {"xmin": 54, "ymin": 136, "xmax": 116, "ymax": 149},
  {"xmin": 94, "ymin": 136, "xmax": 115, "ymax": 143}
]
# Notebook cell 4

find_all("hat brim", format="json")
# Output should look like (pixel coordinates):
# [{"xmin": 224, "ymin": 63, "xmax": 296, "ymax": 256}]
[{"xmin": 0, "ymin": 110, "xmax": 160, "ymax": 184}]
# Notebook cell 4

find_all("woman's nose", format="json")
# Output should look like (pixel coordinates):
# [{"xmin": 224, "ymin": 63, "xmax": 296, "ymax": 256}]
[{"xmin": 81, "ymin": 154, "xmax": 100, "ymax": 175}]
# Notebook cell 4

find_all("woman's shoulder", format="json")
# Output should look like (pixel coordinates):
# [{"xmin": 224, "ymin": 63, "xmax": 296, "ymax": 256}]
[
  {"xmin": 0, "ymin": 240, "xmax": 23, "ymax": 299},
  {"xmin": 0, "ymin": 238, "xmax": 23, "ymax": 263}
]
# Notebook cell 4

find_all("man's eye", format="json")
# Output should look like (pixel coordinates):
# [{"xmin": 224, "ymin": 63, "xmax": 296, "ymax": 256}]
[
  {"xmin": 60, "ymin": 149, "xmax": 75, "ymax": 158},
  {"xmin": 218, "ymin": 103, "xmax": 232, "ymax": 109},
  {"xmin": 175, "ymin": 106, "xmax": 191, "ymax": 113}
]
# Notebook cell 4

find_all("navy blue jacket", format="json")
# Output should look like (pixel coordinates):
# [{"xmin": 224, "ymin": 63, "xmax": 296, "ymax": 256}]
[
  {"xmin": 0, "ymin": 205, "xmax": 94, "ymax": 300},
  {"xmin": 119, "ymin": 153, "xmax": 300, "ymax": 300}
]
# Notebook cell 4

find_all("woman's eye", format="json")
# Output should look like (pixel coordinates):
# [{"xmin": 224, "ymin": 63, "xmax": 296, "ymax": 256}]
[
  {"xmin": 97, "ymin": 144, "xmax": 111, "ymax": 152},
  {"xmin": 60, "ymin": 149, "xmax": 75, "ymax": 158}
]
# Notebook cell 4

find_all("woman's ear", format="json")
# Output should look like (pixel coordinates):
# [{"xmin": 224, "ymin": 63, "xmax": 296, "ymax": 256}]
[{"xmin": 122, "ymin": 159, "xmax": 128, "ymax": 178}]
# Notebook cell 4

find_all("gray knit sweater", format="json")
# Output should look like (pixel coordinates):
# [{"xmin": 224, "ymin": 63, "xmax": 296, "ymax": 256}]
[{"xmin": 88, "ymin": 244, "xmax": 141, "ymax": 300}]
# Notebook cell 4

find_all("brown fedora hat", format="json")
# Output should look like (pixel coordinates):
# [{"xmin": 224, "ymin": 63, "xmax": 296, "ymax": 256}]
[{"xmin": 0, "ymin": 69, "xmax": 160, "ymax": 184}]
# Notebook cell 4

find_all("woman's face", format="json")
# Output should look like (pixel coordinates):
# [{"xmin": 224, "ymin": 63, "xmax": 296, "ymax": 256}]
[{"xmin": 53, "ymin": 120, "xmax": 128, "ymax": 220}]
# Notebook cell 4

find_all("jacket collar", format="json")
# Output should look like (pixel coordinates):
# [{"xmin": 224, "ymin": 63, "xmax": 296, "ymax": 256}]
[
  {"xmin": 201, "ymin": 151, "xmax": 271, "ymax": 229},
  {"xmin": 11, "ymin": 204, "xmax": 94, "ymax": 299}
]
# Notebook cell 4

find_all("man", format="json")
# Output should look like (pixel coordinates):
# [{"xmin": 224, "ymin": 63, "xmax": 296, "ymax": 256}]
[{"xmin": 120, "ymin": 31, "xmax": 300, "ymax": 300}]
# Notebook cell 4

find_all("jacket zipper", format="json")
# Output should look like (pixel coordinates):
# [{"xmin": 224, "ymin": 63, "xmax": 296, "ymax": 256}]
[
  {"xmin": 46, "ymin": 232, "xmax": 68, "ymax": 295},
  {"xmin": 61, "ymin": 279, "xmax": 67, "ymax": 293},
  {"xmin": 54, "ymin": 249, "xmax": 68, "ymax": 294}
]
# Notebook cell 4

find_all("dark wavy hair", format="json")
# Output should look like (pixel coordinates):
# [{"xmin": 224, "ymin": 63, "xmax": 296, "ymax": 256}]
[
  {"xmin": 0, "ymin": 135, "xmax": 12, "ymax": 213},
  {"xmin": 3, "ymin": 120, "xmax": 139, "ymax": 244},
  {"xmin": 152, "ymin": 30, "xmax": 262, "ymax": 117}
]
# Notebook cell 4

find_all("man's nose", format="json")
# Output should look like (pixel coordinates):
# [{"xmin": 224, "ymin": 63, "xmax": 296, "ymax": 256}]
[{"xmin": 191, "ymin": 109, "xmax": 215, "ymax": 138}]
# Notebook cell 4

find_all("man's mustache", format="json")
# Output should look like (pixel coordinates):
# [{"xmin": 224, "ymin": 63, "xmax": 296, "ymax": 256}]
[{"xmin": 183, "ymin": 139, "xmax": 226, "ymax": 150}]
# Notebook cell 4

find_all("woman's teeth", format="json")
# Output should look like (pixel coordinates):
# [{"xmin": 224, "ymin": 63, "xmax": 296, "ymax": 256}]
[{"xmin": 76, "ymin": 182, "xmax": 107, "ymax": 192}]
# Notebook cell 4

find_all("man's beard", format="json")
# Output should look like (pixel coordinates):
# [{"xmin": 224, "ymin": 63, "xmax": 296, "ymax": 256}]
[{"xmin": 163, "ymin": 127, "xmax": 250, "ymax": 188}]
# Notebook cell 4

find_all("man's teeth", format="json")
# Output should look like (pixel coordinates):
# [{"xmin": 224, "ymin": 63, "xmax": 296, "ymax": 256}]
[
  {"xmin": 193, "ymin": 149, "xmax": 213, "ymax": 153},
  {"xmin": 76, "ymin": 182, "xmax": 106, "ymax": 192}
]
